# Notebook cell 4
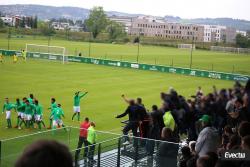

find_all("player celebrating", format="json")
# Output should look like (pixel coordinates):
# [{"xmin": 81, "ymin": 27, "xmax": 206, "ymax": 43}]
[
  {"xmin": 24, "ymin": 100, "xmax": 35, "ymax": 129},
  {"xmin": 48, "ymin": 98, "xmax": 57, "ymax": 129},
  {"xmin": 51, "ymin": 104, "xmax": 65, "ymax": 130},
  {"xmin": 2, "ymin": 98, "xmax": 15, "ymax": 128},
  {"xmin": 18, "ymin": 97, "xmax": 28, "ymax": 129},
  {"xmin": 14, "ymin": 98, "xmax": 23, "ymax": 129},
  {"xmin": 72, "ymin": 91, "xmax": 88, "ymax": 121},
  {"xmin": 34, "ymin": 100, "xmax": 46, "ymax": 130},
  {"xmin": 28, "ymin": 94, "xmax": 34, "ymax": 104}
]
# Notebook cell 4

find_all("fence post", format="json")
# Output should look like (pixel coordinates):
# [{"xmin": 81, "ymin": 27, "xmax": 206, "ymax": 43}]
[
  {"xmin": 134, "ymin": 137, "xmax": 138, "ymax": 167},
  {"xmin": 97, "ymin": 143, "xmax": 101, "ymax": 167},
  {"xmin": 0, "ymin": 140, "xmax": 2, "ymax": 166},
  {"xmin": 117, "ymin": 138, "xmax": 121, "ymax": 167}
]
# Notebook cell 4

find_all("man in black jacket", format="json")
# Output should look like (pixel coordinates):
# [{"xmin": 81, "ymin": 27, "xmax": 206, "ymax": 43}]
[{"xmin": 116, "ymin": 99, "xmax": 140, "ymax": 145}]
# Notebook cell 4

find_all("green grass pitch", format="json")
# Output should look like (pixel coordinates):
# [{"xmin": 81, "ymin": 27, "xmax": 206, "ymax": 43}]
[
  {"xmin": 0, "ymin": 56, "xmax": 234, "ymax": 140},
  {"xmin": 0, "ymin": 34, "xmax": 247, "ymax": 166},
  {"xmin": 0, "ymin": 33, "xmax": 250, "ymax": 75}
]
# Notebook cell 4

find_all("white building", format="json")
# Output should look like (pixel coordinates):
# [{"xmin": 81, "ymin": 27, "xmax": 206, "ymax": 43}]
[
  {"xmin": 51, "ymin": 22, "xmax": 70, "ymax": 30},
  {"xmin": 0, "ymin": 16, "xmax": 13, "ymax": 26},
  {"xmin": 203, "ymin": 25, "xmax": 226, "ymax": 42},
  {"xmin": 69, "ymin": 25, "xmax": 83, "ymax": 32},
  {"xmin": 108, "ymin": 15, "xmax": 135, "ymax": 32},
  {"xmin": 236, "ymin": 30, "xmax": 247, "ymax": 36}
]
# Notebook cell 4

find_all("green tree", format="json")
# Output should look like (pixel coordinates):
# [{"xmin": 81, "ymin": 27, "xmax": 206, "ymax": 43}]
[
  {"xmin": 0, "ymin": 18, "xmax": 4, "ymax": 28},
  {"xmin": 85, "ymin": 6, "xmax": 108, "ymax": 38},
  {"xmin": 236, "ymin": 34, "xmax": 248, "ymax": 48},
  {"xmin": 106, "ymin": 21, "xmax": 126, "ymax": 41},
  {"xmin": 33, "ymin": 16, "xmax": 38, "ymax": 29},
  {"xmin": 39, "ymin": 22, "xmax": 55, "ymax": 36},
  {"xmin": 20, "ymin": 17, "xmax": 25, "ymax": 28}
]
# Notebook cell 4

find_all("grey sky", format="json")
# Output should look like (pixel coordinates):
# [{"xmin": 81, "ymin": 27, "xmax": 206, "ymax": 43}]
[{"xmin": 1, "ymin": 0, "xmax": 250, "ymax": 20}]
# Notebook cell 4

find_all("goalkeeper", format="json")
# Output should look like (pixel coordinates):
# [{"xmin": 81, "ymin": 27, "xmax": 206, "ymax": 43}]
[{"xmin": 21, "ymin": 49, "xmax": 27, "ymax": 61}]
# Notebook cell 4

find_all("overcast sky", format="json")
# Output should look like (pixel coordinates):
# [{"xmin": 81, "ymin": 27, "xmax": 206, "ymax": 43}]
[{"xmin": 1, "ymin": 0, "xmax": 250, "ymax": 20}]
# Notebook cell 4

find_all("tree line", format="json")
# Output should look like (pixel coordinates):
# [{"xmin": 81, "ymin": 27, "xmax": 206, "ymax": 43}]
[{"xmin": 236, "ymin": 33, "xmax": 250, "ymax": 48}]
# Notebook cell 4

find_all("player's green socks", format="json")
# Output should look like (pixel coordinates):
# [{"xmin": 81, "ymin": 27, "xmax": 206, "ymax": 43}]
[
  {"xmin": 49, "ymin": 119, "xmax": 52, "ymax": 128},
  {"xmin": 38, "ymin": 122, "xmax": 41, "ymax": 130},
  {"xmin": 72, "ymin": 113, "xmax": 76, "ymax": 120},
  {"xmin": 41, "ymin": 121, "xmax": 46, "ymax": 128},
  {"xmin": 17, "ymin": 118, "xmax": 20, "ymax": 127},
  {"xmin": 7, "ymin": 119, "xmax": 10, "ymax": 127},
  {"xmin": 77, "ymin": 113, "xmax": 80, "ymax": 121}
]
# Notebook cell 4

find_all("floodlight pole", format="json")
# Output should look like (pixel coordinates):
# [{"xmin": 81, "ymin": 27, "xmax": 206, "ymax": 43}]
[
  {"xmin": 136, "ymin": 29, "xmax": 142, "ymax": 63},
  {"xmin": 89, "ymin": 32, "xmax": 91, "ymax": 57},
  {"xmin": 190, "ymin": 34, "xmax": 194, "ymax": 69},
  {"xmin": 137, "ymin": 38, "xmax": 139, "ymax": 63},
  {"xmin": 7, "ymin": 26, "xmax": 11, "ymax": 50}
]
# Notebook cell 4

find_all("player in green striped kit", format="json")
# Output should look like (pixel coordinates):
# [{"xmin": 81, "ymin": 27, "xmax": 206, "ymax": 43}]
[
  {"xmin": 34, "ymin": 100, "xmax": 46, "ymax": 130},
  {"xmin": 14, "ymin": 98, "xmax": 24, "ymax": 129},
  {"xmin": 24, "ymin": 100, "xmax": 35, "ymax": 129},
  {"xmin": 72, "ymin": 91, "xmax": 88, "ymax": 121},
  {"xmin": 2, "ymin": 98, "xmax": 15, "ymax": 128},
  {"xmin": 51, "ymin": 104, "xmax": 65, "ymax": 130},
  {"xmin": 27, "ymin": 94, "xmax": 34, "ymax": 104},
  {"xmin": 48, "ymin": 98, "xmax": 57, "ymax": 129},
  {"xmin": 17, "ymin": 97, "xmax": 28, "ymax": 129}
]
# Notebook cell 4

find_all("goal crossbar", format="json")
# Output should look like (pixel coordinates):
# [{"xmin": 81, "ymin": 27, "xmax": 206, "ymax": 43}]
[{"xmin": 26, "ymin": 44, "xmax": 66, "ymax": 64}]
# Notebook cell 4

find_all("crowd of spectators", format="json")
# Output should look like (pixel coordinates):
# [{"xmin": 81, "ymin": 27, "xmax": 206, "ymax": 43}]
[{"xmin": 116, "ymin": 79, "xmax": 250, "ymax": 167}]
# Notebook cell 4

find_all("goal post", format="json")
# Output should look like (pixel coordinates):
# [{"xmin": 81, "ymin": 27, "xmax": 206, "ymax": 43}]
[
  {"xmin": 26, "ymin": 44, "xmax": 66, "ymax": 64},
  {"xmin": 178, "ymin": 44, "xmax": 196, "ymax": 50}
]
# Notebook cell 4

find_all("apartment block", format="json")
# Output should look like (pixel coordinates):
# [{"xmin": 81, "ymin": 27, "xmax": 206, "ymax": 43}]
[
  {"xmin": 129, "ymin": 16, "xmax": 204, "ymax": 42},
  {"xmin": 108, "ymin": 15, "xmax": 134, "ymax": 32}
]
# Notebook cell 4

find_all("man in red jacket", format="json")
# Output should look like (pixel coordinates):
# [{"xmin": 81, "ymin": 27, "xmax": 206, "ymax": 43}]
[{"xmin": 75, "ymin": 117, "xmax": 90, "ymax": 166}]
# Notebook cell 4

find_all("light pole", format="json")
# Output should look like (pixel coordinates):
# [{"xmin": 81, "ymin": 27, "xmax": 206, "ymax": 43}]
[
  {"xmin": 88, "ymin": 32, "xmax": 91, "ymax": 57},
  {"xmin": 136, "ymin": 37, "xmax": 140, "ymax": 63},
  {"xmin": 7, "ymin": 26, "xmax": 11, "ymax": 50},
  {"xmin": 190, "ymin": 33, "xmax": 195, "ymax": 69},
  {"xmin": 136, "ymin": 29, "xmax": 142, "ymax": 63}
]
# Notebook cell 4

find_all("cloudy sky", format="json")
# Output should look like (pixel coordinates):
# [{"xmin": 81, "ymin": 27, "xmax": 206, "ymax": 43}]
[{"xmin": 1, "ymin": 0, "xmax": 250, "ymax": 20}]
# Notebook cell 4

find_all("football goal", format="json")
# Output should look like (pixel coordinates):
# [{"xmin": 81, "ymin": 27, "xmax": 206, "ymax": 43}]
[
  {"xmin": 26, "ymin": 44, "xmax": 66, "ymax": 64},
  {"xmin": 178, "ymin": 44, "xmax": 196, "ymax": 50},
  {"xmin": 210, "ymin": 46, "xmax": 250, "ymax": 54}
]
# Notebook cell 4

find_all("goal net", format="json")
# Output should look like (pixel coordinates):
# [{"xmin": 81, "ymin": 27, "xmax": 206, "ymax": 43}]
[
  {"xmin": 178, "ymin": 44, "xmax": 196, "ymax": 50},
  {"xmin": 26, "ymin": 44, "xmax": 66, "ymax": 64},
  {"xmin": 210, "ymin": 46, "xmax": 250, "ymax": 54}
]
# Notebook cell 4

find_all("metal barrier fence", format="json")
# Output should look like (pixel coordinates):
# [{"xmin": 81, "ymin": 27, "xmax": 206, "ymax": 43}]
[
  {"xmin": 0, "ymin": 126, "xmax": 181, "ymax": 167},
  {"xmin": 0, "ymin": 49, "xmax": 249, "ymax": 82}
]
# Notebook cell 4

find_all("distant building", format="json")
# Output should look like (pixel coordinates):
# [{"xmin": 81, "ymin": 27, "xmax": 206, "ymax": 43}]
[
  {"xmin": 236, "ymin": 30, "xmax": 247, "ymax": 36},
  {"xmin": 0, "ymin": 16, "xmax": 13, "ymax": 25},
  {"xmin": 51, "ymin": 22, "xmax": 70, "ymax": 30},
  {"xmin": 129, "ymin": 16, "xmax": 204, "ymax": 42},
  {"xmin": 108, "ymin": 15, "xmax": 134, "ymax": 32},
  {"xmin": 68, "ymin": 25, "xmax": 83, "ymax": 32},
  {"xmin": 2, "ymin": 15, "xmax": 34, "ymax": 28},
  {"xmin": 203, "ymin": 25, "xmax": 236, "ymax": 43}
]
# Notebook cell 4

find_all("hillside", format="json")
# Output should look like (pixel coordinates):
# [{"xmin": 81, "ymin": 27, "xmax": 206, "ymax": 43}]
[{"xmin": 0, "ymin": 4, "xmax": 250, "ymax": 31}]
